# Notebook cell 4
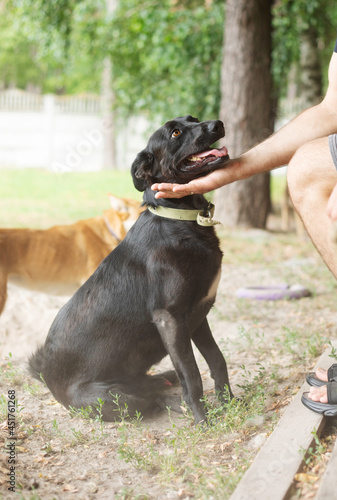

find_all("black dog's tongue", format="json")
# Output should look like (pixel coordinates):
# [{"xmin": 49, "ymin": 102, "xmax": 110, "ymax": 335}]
[{"xmin": 187, "ymin": 146, "xmax": 228, "ymax": 162}]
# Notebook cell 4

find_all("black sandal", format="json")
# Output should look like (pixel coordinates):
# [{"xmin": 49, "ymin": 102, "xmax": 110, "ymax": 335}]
[
  {"xmin": 301, "ymin": 381, "xmax": 337, "ymax": 417},
  {"xmin": 306, "ymin": 363, "xmax": 337, "ymax": 387}
]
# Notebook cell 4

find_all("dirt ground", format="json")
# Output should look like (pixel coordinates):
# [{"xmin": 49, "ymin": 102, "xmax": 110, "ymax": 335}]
[{"xmin": 1, "ymin": 223, "xmax": 337, "ymax": 500}]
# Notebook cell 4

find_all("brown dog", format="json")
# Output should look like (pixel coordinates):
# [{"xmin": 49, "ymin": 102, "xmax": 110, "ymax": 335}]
[{"xmin": 0, "ymin": 194, "xmax": 142, "ymax": 315}]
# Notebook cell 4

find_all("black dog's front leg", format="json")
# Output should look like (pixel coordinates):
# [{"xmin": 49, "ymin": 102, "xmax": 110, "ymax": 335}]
[
  {"xmin": 192, "ymin": 318, "xmax": 234, "ymax": 400},
  {"xmin": 152, "ymin": 309, "xmax": 207, "ymax": 425}
]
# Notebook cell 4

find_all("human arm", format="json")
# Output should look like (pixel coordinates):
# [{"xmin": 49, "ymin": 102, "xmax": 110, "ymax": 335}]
[{"xmin": 153, "ymin": 50, "xmax": 337, "ymax": 199}]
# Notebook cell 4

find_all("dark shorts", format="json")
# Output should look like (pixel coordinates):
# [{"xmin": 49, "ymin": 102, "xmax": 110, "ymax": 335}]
[{"xmin": 329, "ymin": 134, "xmax": 337, "ymax": 170}]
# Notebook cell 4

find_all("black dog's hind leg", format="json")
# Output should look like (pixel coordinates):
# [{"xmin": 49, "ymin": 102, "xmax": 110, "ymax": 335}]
[
  {"xmin": 67, "ymin": 376, "xmax": 164, "ymax": 421},
  {"xmin": 152, "ymin": 309, "xmax": 207, "ymax": 425},
  {"xmin": 192, "ymin": 318, "xmax": 234, "ymax": 400}
]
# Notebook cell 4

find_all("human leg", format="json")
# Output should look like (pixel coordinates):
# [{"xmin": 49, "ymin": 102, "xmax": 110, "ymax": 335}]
[
  {"xmin": 287, "ymin": 136, "xmax": 337, "ymax": 278},
  {"xmin": 287, "ymin": 136, "xmax": 337, "ymax": 409}
]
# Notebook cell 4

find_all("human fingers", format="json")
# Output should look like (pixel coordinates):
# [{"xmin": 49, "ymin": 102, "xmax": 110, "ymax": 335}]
[{"xmin": 151, "ymin": 183, "xmax": 187, "ymax": 199}]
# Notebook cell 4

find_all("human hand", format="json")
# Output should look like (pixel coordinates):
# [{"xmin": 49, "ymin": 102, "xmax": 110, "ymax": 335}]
[{"xmin": 152, "ymin": 159, "xmax": 239, "ymax": 199}]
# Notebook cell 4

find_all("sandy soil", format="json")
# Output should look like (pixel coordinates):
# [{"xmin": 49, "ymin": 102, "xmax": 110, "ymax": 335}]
[{"xmin": 1, "ymin": 228, "xmax": 337, "ymax": 499}]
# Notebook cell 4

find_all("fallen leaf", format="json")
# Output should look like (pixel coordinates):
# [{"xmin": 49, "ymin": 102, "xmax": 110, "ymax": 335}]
[
  {"xmin": 295, "ymin": 473, "xmax": 318, "ymax": 484},
  {"xmin": 62, "ymin": 484, "xmax": 78, "ymax": 492},
  {"xmin": 46, "ymin": 400, "xmax": 59, "ymax": 406}
]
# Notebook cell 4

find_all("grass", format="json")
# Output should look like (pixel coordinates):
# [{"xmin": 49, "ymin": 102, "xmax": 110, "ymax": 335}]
[
  {"xmin": 270, "ymin": 172, "xmax": 287, "ymax": 207},
  {"xmin": 0, "ymin": 168, "xmax": 142, "ymax": 228},
  {"xmin": 0, "ymin": 167, "xmax": 287, "ymax": 228},
  {"xmin": 113, "ymin": 365, "xmax": 277, "ymax": 499}
]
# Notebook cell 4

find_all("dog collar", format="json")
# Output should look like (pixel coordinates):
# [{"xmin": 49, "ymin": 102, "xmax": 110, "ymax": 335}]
[
  {"xmin": 147, "ymin": 203, "xmax": 222, "ymax": 227},
  {"xmin": 103, "ymin": 215, "xmax": 122, "ymax": 242}
]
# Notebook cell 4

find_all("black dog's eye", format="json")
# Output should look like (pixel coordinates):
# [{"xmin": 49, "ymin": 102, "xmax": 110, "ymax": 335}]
[{"xmin": 171, "ymin": 129, "xmax": 181, "ymax": 138}]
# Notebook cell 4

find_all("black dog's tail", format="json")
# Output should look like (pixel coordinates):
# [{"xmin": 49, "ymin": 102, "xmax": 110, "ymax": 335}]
[{"xmin": 28, "ymin": 346, "xmax": 46, "ymax": 381}]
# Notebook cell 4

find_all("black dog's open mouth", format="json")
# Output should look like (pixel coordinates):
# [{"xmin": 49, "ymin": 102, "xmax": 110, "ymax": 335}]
[{"xmin": 179, "ymin": 146, "xmax": 229, "ymax": 175}]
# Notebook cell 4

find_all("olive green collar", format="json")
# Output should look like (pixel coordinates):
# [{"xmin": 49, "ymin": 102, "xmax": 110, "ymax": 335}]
[{"xmin": 147, "ymin": 202, "xmax": 221, "ymax": 227}]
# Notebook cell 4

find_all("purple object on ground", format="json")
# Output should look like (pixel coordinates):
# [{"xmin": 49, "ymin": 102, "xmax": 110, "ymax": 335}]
[{"xmin": 236, "ymin": 284, "xmax": 311, "ymax": 301}]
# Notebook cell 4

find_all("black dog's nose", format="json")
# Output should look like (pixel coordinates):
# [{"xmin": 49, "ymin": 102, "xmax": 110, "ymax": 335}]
[{"xmin": 208, "ymin": 120, "xmax": 224, "ymax": 134}]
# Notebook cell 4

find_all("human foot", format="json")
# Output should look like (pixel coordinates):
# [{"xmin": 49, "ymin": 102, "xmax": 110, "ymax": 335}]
[
  {"xmin": 302, "ymin": 381, "xmax": 337, "ymax": 416},
  {"xmin": 306, "ymin": 363, "xmax": 337, "ymax": 387},
  {"xmin": 308, "ymin": 384, "xmax": 328, "ymax": 403}
]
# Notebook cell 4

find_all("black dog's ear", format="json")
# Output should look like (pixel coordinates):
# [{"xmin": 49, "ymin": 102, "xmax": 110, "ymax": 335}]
[{"xmin": 131, "ymin": 150, "xmax": 154, "ymax": 192}]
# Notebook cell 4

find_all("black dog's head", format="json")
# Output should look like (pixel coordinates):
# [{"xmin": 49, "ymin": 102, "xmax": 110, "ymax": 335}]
[{"xmin": 131, "ymin": 115, "xmax": 229, "ymax": 192}]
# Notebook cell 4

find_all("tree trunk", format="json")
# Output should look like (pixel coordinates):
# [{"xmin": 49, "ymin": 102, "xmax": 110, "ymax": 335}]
[
  {"xmin": 215, "ymin": 0, "xmax": 274, "ymax": 228},
  {"xmin": 299, "ymin": 25, "xmax": 322, "ymax": 109}
]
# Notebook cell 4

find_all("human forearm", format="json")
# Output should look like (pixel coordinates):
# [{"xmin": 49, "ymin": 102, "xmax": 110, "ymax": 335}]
[{"xmin": 239, "ymin": 100, "xmax": 337, "ymax": 177}]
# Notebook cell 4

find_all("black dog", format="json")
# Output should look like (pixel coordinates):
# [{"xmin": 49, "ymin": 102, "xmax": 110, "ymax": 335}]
[{"xmin": 29, "ymin": 115, "xmax": 233, "ymax": 425}]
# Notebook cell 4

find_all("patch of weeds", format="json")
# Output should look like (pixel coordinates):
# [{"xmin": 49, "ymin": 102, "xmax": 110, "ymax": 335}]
[
  {"xmin": 41, "ymin": 418, "xmax": 97, "ymax": 449},
  {"xmin": 116, "ymin": 410, "xmax": 153, "ymax": 471},
  {"xmin": 275, "ymin": 327, "xmax": 326, "ymax": 362},
  {"xmin": 275, "ymin": 327, "xmax": 302, "ymax": 357},
  {"xmin": 16, "ymin": 494, "xmax": 44, "ymax": 500},
  {"xmin": 70, "ymin": 427, "xmax": 88, "ymax": 444},
  {"xmin": 291, "ymin": 428, "xmax": 329, "ymax": 498},
  {"xmin": 0, "ymin": 393, "xmax": 7, "ymax": 420},
  {"xmin": 237, "ymin": 324, "xmax": 256, "ymax": 347},
  {"xmin": 51, "ymin": 419, "xmax": 67, "ymax": 441},
  {"xmin": 237, "ymin": 363, "xmax": 275, "ymax": 409},
  {"xmin": 328, "ymin": 340, "xmax": 337, "ymax": 361},
  {"xmin": 114, "ymin": 378, "xmax": 272, "ymax": 500},
  {"xmin": 69, "ymin": 397, "xmax": 105, "ymax": 424},
  {"xmin": 50, "ymin": 418, "xmax": 91, "ymax": 446},
  {"xmin": 300, "ymin": 429, "xmax": 327, "ymax": 468},
  {"xmin": 219, "ymin": 324, "xmax": 267, "ymax": 362},
  {"xmin": 115, "ymin": 487, "xmax": 149, "ymax": 500},
  {"xmin": 68, "ymin": 404, "xmax": 95, "ymax": 421},
  {"xmin": 0, "ymin": 353, "xmax": 26, "ymax": 386},
  {"xmin": 201, "ymin": 387, "xmax": 243, "ymax": 430},
  {"xmin": 22, "ymin": 380, "xmax": 46, "ymax": 398},
  {"xmin": 157, "ymin": 412, "xmax": 254, "ymax": 499},
  {"xmin": 218, "ymin": 336, "xmax": 232, "ymax": 361},
  {"xmin": 50, "ymin": 398, "xmax": 112, "ymax": 446},
  {"xmin": 40, "ymin": 441, "xmax": 53, "ymax": 454},
  {"xmin": 306, "ymin": 332, "xmax": 326, "ymax": 359}
]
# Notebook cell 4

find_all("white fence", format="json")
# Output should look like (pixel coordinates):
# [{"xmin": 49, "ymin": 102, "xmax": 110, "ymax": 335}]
[
  {"xmin": 0, "ymin": 89, "xmax": 149, "ymax": 171},
  {"xmin": 0, "ymin": 89, "xmax": 308, "ymax": 173}
]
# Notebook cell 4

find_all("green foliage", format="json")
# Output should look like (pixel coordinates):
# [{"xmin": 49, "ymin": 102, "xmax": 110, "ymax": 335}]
[
  {"xmin": 106, "ymin": 0, "xmax": 225, "ymax": 120},
  {"xmin": 1, "ymin": 0, "xmax": 104, "ymax": 93},
  {"xmin": 272, "ymin": 0, "xmax": 337, "ymax": 94},
  {"xmin": 2, "ymin": 0, "xmax": 337, "ymax": 118},
  {"xmin": 4, "ymin": 0, "xmax": 225, "ymax": 119}
]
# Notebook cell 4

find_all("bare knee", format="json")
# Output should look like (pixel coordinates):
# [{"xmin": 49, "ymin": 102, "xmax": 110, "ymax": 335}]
[
  {"xmin": 287, "ymin": 138, "xmax": 337, "ymax": 212},
  {"xmin": 287, "ymin": 143, "xmax": 314, "ymax": 209}
]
